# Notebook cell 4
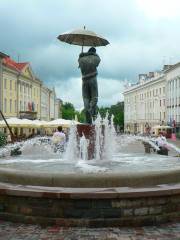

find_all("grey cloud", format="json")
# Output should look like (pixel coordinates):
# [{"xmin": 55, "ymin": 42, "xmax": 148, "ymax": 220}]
[{"xmin": 1, "ymin": 0, "xmax": 180, "ymax": 107}]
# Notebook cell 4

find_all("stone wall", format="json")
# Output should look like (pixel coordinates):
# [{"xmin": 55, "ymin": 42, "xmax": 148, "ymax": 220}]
[{"xmin": 0, "ymin": 183, "xmax": 180, "ymax": 227}]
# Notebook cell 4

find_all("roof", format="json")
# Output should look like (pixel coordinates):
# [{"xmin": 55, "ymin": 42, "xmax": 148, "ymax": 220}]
[
  {"xmin": 0, "ymin": 52, "xmax": 9, "ymax": 59},
  {"xmin": 164, "ymin": 62, "xmax": 180, "ymax": 73},
  {"xmin": 3, "ymin": 56, "xmax": 28, "ymax": 72}
]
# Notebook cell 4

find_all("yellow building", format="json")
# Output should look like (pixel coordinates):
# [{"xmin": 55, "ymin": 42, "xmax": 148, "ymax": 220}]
[
  {"xmin": 0, "ymin": 52, "xmax": 61, "ymax": 125},
  {"xmin": 0, "ymin": 54, "xmax": 41, "ymax": 119}
]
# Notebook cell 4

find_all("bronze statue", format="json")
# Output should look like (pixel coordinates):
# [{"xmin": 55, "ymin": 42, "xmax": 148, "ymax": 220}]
[{"xmin": 78, "ymin": 47, "xmax": 101, "ymax": 124}]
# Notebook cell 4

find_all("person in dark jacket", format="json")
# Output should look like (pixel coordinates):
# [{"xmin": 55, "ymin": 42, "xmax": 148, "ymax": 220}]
[{"xmin": 78, "ymin": 47, "xmax": 101, "ymax": 124}]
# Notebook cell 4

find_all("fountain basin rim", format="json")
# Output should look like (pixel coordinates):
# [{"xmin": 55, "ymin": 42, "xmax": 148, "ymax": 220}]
[
  {"xmin": 0, "ymin": 167, "xmax": 180, "ymax": 187},
  {"xmin": 1, "ymin": 181, "xmax": 180, "ymax": 199}
]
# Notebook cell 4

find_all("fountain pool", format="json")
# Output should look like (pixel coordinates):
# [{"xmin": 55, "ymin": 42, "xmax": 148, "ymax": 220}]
[
  {"xmin": 0, "ymin": 137, "xmax": 179, "ymax": 187},
  {"xmin": 0, "ymin": 127, "xmax": 180, "ymax": 227}
]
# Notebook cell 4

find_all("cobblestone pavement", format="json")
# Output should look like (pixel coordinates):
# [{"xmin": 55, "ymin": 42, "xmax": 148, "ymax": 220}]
[{"xmin": 0, "ymin": 221, "xmax": 180, "ymax": 240}]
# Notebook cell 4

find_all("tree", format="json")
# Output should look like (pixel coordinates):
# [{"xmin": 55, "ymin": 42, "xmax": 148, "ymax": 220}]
[
  {"xmin": 75, "ymin": 109, "xmax": 86, "ymax": 123},
  {"xmin": 98, "ymin": 102, "xmax": 124, "ymax": 131},
  {"xmin": 110, "ymin": 102, "xmax": 124, "ymax": 130},
  {"xmin": 62, "ymin": 102, "xmax": 75, "ymax": 120},
  {"xmin": 98, "ymin": 106, "xmax": 110, "ymax": 118}
]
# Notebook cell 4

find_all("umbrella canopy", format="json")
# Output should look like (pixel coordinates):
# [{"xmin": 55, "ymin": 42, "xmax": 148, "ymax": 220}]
[
  {"xmin": 0, "ymin": 118, "xmax": 33, "ymax": 127},
  {"xmin": 44, "ymin": 119, "xmax": 80, "ymax": 128},
  {"xmin": 152, "ymin": 125, "xmax": 172, "ymax": 129},
  {"xmin": 31, "ymin": 120, "xmax": 48, "ymax": 128},
  {"xmin": 57, "ymin": 28, "xmax": 109, "ymax": 47}
]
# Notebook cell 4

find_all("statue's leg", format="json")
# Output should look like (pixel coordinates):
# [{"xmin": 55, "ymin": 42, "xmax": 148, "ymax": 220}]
[
  {"xmin": 82, "ymin": 81, "xmax": 92, "ymax": 124},
  {"xmin": 89, "ymin": 77, "xmax": 98, "ymax": 120}
]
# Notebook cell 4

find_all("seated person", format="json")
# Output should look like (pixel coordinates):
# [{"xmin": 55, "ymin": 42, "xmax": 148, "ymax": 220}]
[{"xmin": 156, "ymin": 133, "xmax": 168, "ymax": 155}]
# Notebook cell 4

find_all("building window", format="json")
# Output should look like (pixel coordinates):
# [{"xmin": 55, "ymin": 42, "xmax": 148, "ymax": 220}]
[
  {"xmin": 159, "ymin": 88, "xmax": 161, "ymax": 95},
  {"xmin": 4, "ymin": 79, "xmax": 7, "ymax": 89},
  {"xmin": 160, "ymin": 100, "xmax": 161, "ymax": 107},
  {"xmin": 14, "ymin": 100, "xmax": 17, "ymax": 112},
  {"xmin": 163, "ymin": 87, "xmax": 165, "ymax": 94},
  {"xmin": 163, "ymin": 99, "xmax": 165, "ymax": 106},
  {"xmin": 4, "ymin": 98, "xmax": 7, "ymax": 113},
  {"xmin": 20, "ymin": 101, "xmax": 22, "ymax": 111},
  {"xmin": 10, "ymin": 99, "xmax": 12, "ymax": 113},
  {"xmin": 10, "ymin": 80, "xmax": 12, "ymax": 90}
]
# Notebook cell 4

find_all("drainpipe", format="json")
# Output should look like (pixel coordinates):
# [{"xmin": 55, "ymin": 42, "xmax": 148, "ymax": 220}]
[
  {"xmin": 17, "ymin": 72, "xmax": 20, "ymax": 118},
  {"xmin": 0, "ymin": 52, "xmax": 9, "ymax": 119}
]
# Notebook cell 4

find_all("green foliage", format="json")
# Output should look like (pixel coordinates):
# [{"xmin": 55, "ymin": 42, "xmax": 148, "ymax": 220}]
[
  {"xmin": 75, "ymin": 110, "xmax": 86, "ymax": 123},
  {"xmin": 62, "ymin": 102, "xmax": 75, "ymax": 120},
  {"xmin": 176, "ymin": 131, "xmax": 180, "ymax": 139},
  {"xmin": 110, "ymin": 102, "xmax": 124, "ymax": 129},
  {"xmin": 61, "ymin": 101, "xmax": 124, "ymax": 130},
  {"xmin": 99, "ymin": 102, "xmax": 124, "ymax": 130},
  {"xmin": 98, "ymin": 106, "xmax": 110, "ymax": 118},
  {"xmin": 0, "ymin": 131, "xmax": 6, "ymax": 147}
]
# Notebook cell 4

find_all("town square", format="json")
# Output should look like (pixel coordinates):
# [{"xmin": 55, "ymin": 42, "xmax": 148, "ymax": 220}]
[{"xmin": 0, "ymin": 0, "xmax": 180, "ymax": 239}]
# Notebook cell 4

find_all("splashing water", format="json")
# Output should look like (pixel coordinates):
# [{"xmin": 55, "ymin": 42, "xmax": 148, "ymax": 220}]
[
  {"xmin": 64, "ymin": 121, "xmax": 78, "ymax": 160},
  {"xmin": 79, "ymin": 134, "xmax": 89, "ymax": 161},
  {"xmin": 103, "ymin": 113, "xmax": 117, "ymax": 159},
  {"xmin": 94, "ymin": 113, "xmax": 103, "ymax": 160}
]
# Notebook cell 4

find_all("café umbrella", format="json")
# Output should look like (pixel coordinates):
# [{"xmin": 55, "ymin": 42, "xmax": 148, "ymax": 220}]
[{"xmin": 57, "ymin": 26, "xmax": 109, "ymax": 51}]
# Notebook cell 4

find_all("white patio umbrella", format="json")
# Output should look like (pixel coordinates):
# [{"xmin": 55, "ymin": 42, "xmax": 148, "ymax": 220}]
[
  {"xmin": 0, "ymin": 118, "xmax": 23, "ymax": 127},
  {"xmin": 31, "ymin": 120, "xmax": 48, "ymax": 128},
  {"xmin": 45, "ymin": 119, "xmax": 80, "ymax": 128}
]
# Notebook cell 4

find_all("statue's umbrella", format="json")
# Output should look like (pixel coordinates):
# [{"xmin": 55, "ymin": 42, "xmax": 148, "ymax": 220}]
[{"xmin": 57, "ymin": 27, "xmax": 109, "ymax": 51}]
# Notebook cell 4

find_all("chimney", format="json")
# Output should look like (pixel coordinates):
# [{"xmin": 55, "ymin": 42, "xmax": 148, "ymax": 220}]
[
  {"xmin": 163, "ymin": 65, "xmax": 172, "ymax": 71},
  {"xmin": 148, "ymin": 72, "xmax": 154, "ymax": 78},
  {"xmin": 138, "ymin": 74, "xmax": 147, "ymax": 82}
]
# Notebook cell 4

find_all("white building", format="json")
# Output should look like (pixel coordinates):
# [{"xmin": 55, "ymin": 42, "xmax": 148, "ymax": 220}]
[
  {"xmin": 165, "ymin": 63, "xmax": 180, "ymax": 131},
  {"xmin": 124, "ymin": 71, "xmax": 166, "ymax": 134}
]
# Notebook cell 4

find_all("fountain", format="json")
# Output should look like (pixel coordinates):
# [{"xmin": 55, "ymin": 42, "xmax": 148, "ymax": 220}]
[{"xmin": 0, "ymin": 114, "xmax": 180, "ymax": 227}]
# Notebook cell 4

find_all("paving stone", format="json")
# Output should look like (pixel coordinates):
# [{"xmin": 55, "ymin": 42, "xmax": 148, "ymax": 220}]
[{"xmin": 0, "ymin": 221, "xmax": 180, "ymax": 239}]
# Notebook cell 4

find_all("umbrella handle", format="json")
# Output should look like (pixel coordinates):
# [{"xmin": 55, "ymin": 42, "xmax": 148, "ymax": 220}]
[{"xmin": 81, "ymin": 26, "xmax": 85, "ymax": 53}]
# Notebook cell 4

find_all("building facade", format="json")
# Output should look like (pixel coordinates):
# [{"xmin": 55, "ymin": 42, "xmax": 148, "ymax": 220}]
[
  {"xmin": 41, "ymin": 85, "xmax": 50, "ymax": 121},
  {"xmin": 0, "ymin": 53, "xmax": 61, "ymax": 121},
  {"xmin": 55, "ymin": 98, "xmax": 62, "ymax": 119},
  {"xmin": 165, "ymin": 63, "xmax": 180, "ymax": 132},
  {"xmin": 124, "ymin": 71, "xmax": 166, "ymax": 134}
]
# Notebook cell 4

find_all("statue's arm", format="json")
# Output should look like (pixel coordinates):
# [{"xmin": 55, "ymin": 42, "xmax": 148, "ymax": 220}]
[{"xmin": 94, "ymin": 55, "xmax": 101, "ymax": 67}]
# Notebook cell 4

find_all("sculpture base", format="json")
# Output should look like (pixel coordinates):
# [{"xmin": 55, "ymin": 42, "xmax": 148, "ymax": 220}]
[{"xmin": 77, "ymin": 124, "xmax": 95, "ymax": 160}]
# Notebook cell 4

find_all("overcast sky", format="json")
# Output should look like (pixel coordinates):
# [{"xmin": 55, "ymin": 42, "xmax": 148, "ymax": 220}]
[{"xmin": 1, "ymin": 0, "xmax": 180, "ymax": 109}]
